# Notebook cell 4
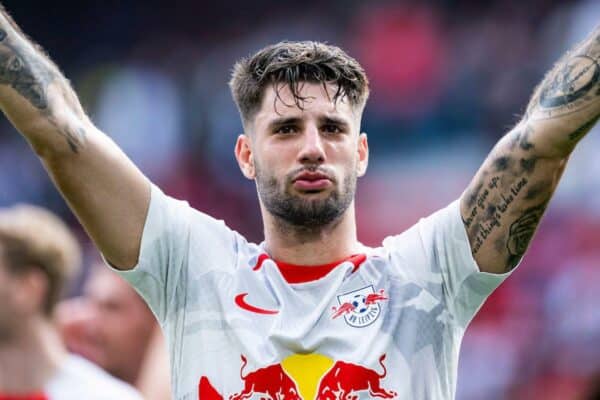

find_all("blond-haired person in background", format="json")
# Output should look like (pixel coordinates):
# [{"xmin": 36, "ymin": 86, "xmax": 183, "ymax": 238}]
[{"xmin": 0, "ymin": 205, "xmax": 143, "ymax": 400}]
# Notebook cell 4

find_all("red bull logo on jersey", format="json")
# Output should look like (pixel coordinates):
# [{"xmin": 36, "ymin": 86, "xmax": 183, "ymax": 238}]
[
  {"xmin": 316, "ymin": 355, "xmax": 396, "ymax": 400},
  {"xmin": 229, "ymin": 355, "xmax": 301, "ymax": 400},
  {"xmin": 198, "ymin": 353, "xmax": 397, "ymax": 400},
  {"xmin": 331, "ymin": 286, "xmax": 388, "ymax": 327}
]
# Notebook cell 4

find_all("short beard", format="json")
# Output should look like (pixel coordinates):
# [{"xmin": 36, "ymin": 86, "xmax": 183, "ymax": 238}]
[{"xmin": 256, "ymin": 165, "xmax": 356, "ymax": 231}]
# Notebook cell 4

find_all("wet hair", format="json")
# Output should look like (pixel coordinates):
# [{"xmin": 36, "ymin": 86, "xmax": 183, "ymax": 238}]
[
  {"xmin": 0, "ymin": 205, "xmax": 81, "ymax": 315},
  {"xmin": 229, "ymin": 41, "xmax": 369, "ymax": 126}
]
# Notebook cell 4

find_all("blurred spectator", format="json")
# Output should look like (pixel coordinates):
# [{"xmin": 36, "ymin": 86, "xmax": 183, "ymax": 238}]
[
  {"xmin": 57, "ymin": 262, "xmax": 163, "ymax": 388},
  {"xmin": 0, "ymin": 205, "xmax": 142, "ymax": 399}
]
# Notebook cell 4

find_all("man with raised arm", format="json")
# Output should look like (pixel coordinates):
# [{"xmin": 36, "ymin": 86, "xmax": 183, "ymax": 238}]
[{"xmin": 0, "ymin": 3, "xmax": 598, "ymax": 399}]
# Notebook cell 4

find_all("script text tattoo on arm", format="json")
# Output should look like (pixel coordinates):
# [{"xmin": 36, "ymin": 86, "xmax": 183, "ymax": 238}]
[{"xmin": 462, "ymin": 131, "xmax": 548, "ymax": 272}]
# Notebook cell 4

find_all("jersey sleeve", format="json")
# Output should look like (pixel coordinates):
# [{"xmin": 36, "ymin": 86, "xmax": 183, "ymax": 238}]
[
  {"xmin": 383, "ymin": 199, "xmax": 513, "ymax": 328},
  {"xmin": 106, "ymin": 183, "xmax": 238, "ymax": 324}
]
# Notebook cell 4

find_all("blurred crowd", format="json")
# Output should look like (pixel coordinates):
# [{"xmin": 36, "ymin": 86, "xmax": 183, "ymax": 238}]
[{"xmin": 0, "ymin": 0, "xmax": 599, "ymax": 399}]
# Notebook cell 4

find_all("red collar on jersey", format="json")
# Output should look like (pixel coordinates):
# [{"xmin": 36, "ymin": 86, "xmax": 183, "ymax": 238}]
[
  {"xmin": 0, "ymin": 394, "xmax": 48, "ymax": 400},
  {"xmin": 253, "ymin": 253, "xmax": 367, "ymax": 284}
]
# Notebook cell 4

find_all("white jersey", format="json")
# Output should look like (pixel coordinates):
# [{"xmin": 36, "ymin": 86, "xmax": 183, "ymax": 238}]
[
  {"xmin": 113, "ymin": 185, "xmax": 512, "ymax": 400},
  {"xmin": 0, "ymin": 355, "xmax": 143, "ymax": 400}
]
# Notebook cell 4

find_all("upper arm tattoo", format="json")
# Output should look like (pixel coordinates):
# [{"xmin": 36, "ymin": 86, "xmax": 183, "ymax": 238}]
[
  {"xmin": 505, "ymin": 204, "xmax": 546, "ymax": 269},
  {"xmin": 462, "ymin": 124, "xmax": 559, "ymax": 273}
]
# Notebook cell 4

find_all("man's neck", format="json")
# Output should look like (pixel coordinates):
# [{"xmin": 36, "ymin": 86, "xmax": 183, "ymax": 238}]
[
  {"xmin": 262, "ymin": 204, "xmax": 362, "ymax": 266},
  {"xmin": 0, "ymin": 317, "xmax": 66, "ymax": 394}
]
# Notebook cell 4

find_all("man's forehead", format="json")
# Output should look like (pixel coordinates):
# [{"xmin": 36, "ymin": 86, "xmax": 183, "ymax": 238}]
[{"xmin": 255, "ymin": 82, "xmax": 355, "ymax": 124}]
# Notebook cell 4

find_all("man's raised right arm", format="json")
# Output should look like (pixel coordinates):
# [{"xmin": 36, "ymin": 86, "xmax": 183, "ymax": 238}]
[{"xmin": 0, "ymin": 6, "xmax": 149, "ymax": 269}]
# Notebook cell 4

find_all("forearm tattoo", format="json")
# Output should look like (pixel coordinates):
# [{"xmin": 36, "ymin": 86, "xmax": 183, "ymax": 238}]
[
  {"xmin": 0, "ymin": 29, "xmax": 54, "ymax": 109},
  {"xmin": 528, "ymin": 25, "xmax": 600, "ymax": 125},
  {"xmin": 0, "ymin": 21, "xmax": 86, "ymax": 153}
]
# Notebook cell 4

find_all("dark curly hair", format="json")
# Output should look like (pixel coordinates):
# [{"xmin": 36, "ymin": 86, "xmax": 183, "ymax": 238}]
[{"xmin": 229, "ymin": 41, "xmax": 370, "ymax": 126}]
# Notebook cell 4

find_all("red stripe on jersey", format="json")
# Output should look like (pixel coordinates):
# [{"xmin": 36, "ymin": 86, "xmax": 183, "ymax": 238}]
[{"xmin": 274, "ymin": 253, "xmax": 367, "ymax": 283}]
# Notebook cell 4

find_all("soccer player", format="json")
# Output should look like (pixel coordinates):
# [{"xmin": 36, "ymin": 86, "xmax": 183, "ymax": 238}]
[
  {"xmin": 0, "ymin": 205, "xmax": 143, "ymax": 400},
  {"xmin": 0, "ymin": 4, "xmax": 598, "ymax": 399}
]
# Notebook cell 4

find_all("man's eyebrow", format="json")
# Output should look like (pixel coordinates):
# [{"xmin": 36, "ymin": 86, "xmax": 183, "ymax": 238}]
[
  {"xmin": 321, "ymin": 116, "xmax": 350, "ymax": 126},
  {"xmin": 267, "ymin": 117, "xmax": 302, "ymax": 128}
]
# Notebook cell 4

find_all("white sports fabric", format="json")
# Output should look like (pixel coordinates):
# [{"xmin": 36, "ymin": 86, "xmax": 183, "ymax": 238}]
[
  {"xmin": 113, "ymin": 185, "xmax": 512, "ymax": 400},
  {"xmin": 45, "ymin": 354, "xmax": 143, "ymax": 400}
]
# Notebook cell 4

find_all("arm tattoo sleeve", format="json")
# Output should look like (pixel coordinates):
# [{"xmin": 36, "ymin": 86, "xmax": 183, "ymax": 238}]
[{"xmin": 462, "ymin": 27, "xmax": 599, "ymax": 274}]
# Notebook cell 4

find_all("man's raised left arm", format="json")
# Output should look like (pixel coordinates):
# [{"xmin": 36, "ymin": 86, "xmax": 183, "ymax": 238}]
[{"xmin": 461, "ymin": 25, "xmax": 600, "ymax": 274}]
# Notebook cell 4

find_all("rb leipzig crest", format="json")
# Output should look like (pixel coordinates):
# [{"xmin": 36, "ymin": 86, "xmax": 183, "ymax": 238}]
[{"xmin": 332, "ymin": 285, "xmax": 388, "ymax": 328}]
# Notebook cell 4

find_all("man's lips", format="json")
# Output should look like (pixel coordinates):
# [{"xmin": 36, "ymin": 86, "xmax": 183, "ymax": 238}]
[{"xmin": 292, "ymin": 171, "xmax": 333, "ymax": 191}]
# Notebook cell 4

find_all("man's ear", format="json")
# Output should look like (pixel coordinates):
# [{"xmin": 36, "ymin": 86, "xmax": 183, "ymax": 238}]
[
  {"xmin": 357, "ymin": 132, "xmax": 369, "ymax": 177},
  {"xmin": 235, "ymin": 134, "xmax": 255, "ymax": 179}
]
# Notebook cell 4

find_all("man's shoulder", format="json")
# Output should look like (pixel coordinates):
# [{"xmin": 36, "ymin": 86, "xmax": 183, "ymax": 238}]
[
  {"xmin": 380, "ymin": 201, "xmax": 461, "ymax": 253},
  {"xmin": 46, "ymin": 355, "xmax": 144, "ymax": 400}
]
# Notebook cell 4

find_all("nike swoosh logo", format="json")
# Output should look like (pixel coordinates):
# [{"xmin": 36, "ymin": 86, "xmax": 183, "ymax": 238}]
[{"xmin": 234, "ymin": 293, "xmax": 279, "ymax": 315}]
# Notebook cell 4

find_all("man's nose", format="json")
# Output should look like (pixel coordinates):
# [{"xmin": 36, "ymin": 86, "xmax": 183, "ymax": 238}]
[{"xmin": 298, "ymin": 125, "xmax": 325, "ymax": 164}]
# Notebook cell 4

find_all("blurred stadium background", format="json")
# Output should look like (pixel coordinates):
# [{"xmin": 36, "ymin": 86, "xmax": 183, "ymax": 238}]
[{"xmin": 1, "ymin": 0, "xmax": 599, "ymax": 399}]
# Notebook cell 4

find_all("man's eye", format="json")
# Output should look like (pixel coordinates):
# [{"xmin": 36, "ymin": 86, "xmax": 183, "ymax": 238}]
[
  {"xmin": 275, "ymin": 126, "xmax": 296, "ymax": 134},
  {"xmin": 323, "ymin": 124, "xmax": 342, "ymax": 133}
]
